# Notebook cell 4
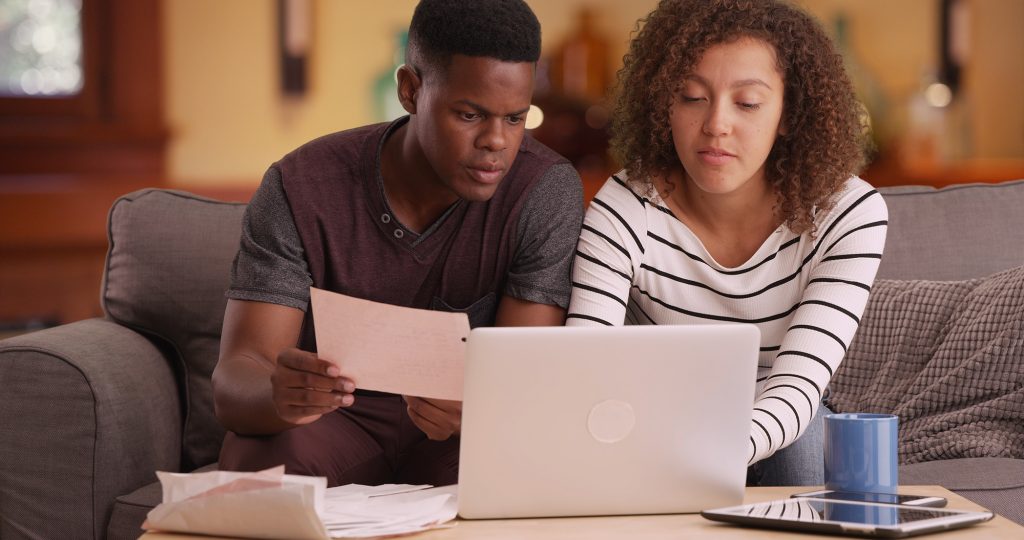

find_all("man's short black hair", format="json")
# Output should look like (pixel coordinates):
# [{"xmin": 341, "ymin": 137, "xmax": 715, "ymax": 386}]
[{"xmin": 407, "ymin": 0, "xmax": 541, "ymax": 77}]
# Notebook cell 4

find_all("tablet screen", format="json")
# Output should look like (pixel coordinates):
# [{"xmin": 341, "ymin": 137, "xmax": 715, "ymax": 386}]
[{"xmin": 728, "ymin": 498, "xmax": 967, "ymax": 526}]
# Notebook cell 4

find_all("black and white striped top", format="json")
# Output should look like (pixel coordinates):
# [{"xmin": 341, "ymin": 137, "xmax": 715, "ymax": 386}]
[{"xmin": 567, "ymin": 173, "xmax": 888, "ymax": 465}]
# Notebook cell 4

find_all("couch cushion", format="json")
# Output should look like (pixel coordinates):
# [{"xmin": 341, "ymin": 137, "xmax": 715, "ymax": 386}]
[
  {"xmin": 900, "ymin": 458, "xmax": 1024, "ymax": 525},
  {"xmin": 107, "ymin": 480, "xmax": 162, "ymax": 540},
  {"xmin": 877, "ymin": 179, "xmax": 1024, "ymax": 281},
  {"xmin": 0, "ymin": 319, "xmax": 181, "ymax": 540},
  {"xmin": 107, "ymin": 463, "xmax": 220, "ymax": 540},
  {"xmin": 103, "ymin": 189, "xmax": 246, "ymax": 469},
  {"xmin": 828, "ymin": 265, "xmax": 1024, "ymax": 463}
]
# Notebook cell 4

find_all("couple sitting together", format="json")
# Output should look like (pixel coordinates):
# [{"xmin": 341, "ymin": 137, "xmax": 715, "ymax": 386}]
[{"xmin": 212, "ymin": 0, "xmax": 888, "ymax": 490}]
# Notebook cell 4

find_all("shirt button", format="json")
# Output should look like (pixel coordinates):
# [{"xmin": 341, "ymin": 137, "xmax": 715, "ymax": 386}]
[
  {"xmin": 381, "ymin": 213, "xmax": 391, "ymax": 224},
  {"xmin": 393, "ymin": 229, "xmax": 404, "ymax": 239}
]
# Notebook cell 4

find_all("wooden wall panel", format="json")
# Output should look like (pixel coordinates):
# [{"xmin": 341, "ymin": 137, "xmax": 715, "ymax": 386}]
[{"xmin": 0, "ymin": 0, "xmax": 167, "ymax": 328}]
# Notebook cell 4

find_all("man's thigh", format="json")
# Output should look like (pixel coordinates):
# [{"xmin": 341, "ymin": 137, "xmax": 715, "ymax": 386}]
[
  {"xmin": 395, "ymin": 435, "xmax": 460, "ymax": 486},
  {"xmin": 219, "ymin": 394, "xmax": 406, "ymax": 486}
]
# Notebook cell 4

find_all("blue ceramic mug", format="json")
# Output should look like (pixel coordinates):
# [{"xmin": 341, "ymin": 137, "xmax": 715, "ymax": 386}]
[{"xmin": 823, "ymin": 413, "xmax": 899, "ymax": 494}]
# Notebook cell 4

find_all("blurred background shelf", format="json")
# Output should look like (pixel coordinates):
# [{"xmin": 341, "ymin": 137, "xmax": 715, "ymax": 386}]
[{"xmin": 1, "ymin": 0, "xmax": 1022, "ymax": 330}]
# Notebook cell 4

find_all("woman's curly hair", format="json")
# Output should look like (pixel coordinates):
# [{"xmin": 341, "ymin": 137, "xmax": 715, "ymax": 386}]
[{"xmin": 611, "ymin": 0, "xmax": 867, "ymax": 234}]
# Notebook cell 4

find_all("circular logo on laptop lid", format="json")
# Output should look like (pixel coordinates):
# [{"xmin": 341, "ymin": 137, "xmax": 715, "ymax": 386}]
[{"xmin": 587, "ymin": 399, "xmax": 636, "ymax": 443}]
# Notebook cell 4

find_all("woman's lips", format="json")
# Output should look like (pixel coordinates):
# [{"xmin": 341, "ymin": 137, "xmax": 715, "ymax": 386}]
[{"xmin": 698, "ymin": 148, "xmax": 736, "ymax": 166}]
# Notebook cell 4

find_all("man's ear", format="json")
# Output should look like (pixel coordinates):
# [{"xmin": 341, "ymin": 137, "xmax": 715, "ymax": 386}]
[{"xmin": 396, "ymin": 65, "xmax": 421, "ymax": 114}]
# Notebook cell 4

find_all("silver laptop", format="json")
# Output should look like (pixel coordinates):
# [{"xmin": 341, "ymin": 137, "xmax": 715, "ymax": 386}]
[{"xmin": 457, "ymin": 324, "xmax": 759, "ymax": 519}]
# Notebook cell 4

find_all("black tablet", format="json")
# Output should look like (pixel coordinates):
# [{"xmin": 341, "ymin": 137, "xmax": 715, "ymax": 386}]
[{"xmin": 701, "ymin": 497, "xmax": 993, "ymax": 538}]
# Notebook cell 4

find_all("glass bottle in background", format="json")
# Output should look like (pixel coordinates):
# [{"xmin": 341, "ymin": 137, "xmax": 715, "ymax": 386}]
[
  {"xmin": 901, "ymin": 0, "xmax": 972, "ymax": 169},
  {"xmin": 938, "ymin": 0, "xmax": 972, "ymax": 163},
  {"xmin": 903, "ymin": 71, "xmax": 947, "ymax": 169},
  {"xmin": 903, "ymin": 74, "xmax": 971, "ymax": 169},
  {"xmin": 373, "ymin": 30, "xmax": 407, "ymax": 122},
  {"xmin": 833, "ymin": 13, "xmax": 889, "ymax": 159},
  {"xmin": 548, "ymin": 8, "xmax": 610, "ymax": 105},
  {"xmin": 532, "ymin": 7, "xmax": 614, "ymax": 201}
]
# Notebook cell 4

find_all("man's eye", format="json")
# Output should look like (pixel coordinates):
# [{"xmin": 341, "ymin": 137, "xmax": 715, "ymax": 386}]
[
  {"xmin": 507, "ymin": 115, "xmax": 524, "ymax": 125},
  {"xmin": 460, "ymin": 112, "xmax": 480, "ymax": 121}
]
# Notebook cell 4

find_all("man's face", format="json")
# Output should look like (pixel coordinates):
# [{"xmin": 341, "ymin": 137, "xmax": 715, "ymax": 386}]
[{"xmin": 411, "ymin": 54, "xmax": 535, "ymax": 202}]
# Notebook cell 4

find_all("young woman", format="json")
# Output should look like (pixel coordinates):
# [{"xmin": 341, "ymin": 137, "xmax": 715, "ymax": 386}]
[{"xmin": 567, "ymin": 0, "xmax": 888, "ymax": 486}]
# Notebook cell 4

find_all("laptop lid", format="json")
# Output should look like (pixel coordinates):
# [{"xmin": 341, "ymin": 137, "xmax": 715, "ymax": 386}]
[{"xmin": 457, "ymin": 324, "xmax": 759, "ymax": 519}]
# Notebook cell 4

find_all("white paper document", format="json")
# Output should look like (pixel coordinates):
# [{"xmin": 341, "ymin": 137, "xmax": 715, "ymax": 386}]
[
  {"xmin": 322, "ymin": 484, "xmax": 458, "ymax": 538},
  {"xmin": 309, "ymin": 287, "xmax": 470, "ymax": 400},
  {"xmin": 143, "ymin": 467, "xmax": 458, "ymax": 539}
]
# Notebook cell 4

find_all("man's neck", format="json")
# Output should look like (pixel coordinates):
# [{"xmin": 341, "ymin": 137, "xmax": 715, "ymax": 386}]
[{"xmin": 379, "ymin": 120, "xmax": 461, "ymax": 234}]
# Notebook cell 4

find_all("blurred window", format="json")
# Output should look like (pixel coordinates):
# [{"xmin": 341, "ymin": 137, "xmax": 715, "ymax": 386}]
[
  {"xmin": 0, "ymin": 0, "xmax": 84, "ymax": 97},
  {"xmin": 0, "ymin": 0, "xmax": 165, "ymax": 178}
]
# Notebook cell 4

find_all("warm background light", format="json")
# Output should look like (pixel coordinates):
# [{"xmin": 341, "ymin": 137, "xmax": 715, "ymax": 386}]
[
  {"xmin": 925, "ymin": 82, "xmax": 954, "ymax": 108},
  {"xmin": 526, "ymin": 104, "xmax": 544, "ymax": 130},
  {"xmin": 162, "ymin": 0, "xmax": 1023, "ymax": 188}
]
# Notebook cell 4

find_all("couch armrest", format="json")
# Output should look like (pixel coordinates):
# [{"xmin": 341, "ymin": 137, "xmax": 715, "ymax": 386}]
[{"xmin": 0, "ymin": 318, "xmax": 183, "ymax": 540}]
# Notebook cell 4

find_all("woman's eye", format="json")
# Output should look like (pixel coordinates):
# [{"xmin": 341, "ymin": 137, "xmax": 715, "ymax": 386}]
[
  {"xmin": 739, "ymin": 102, "xmax": 762, "ymax": 111},
  {"xmin": 680, "ymin": 96, "xmax": 704, "ymax": 103}
]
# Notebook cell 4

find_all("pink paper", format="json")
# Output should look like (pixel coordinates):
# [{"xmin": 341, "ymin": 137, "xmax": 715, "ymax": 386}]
[{"xmin": 310, "ymin": 288, "xmax": 470, "ymax": 400}]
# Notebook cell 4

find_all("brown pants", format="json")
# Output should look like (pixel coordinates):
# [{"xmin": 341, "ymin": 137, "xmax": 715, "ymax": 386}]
[{"xmin": 219, "ymin": 392, "xmax": 459, "ymax": 487}]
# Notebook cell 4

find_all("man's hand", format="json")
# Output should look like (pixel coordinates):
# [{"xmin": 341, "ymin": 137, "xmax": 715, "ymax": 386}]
[
  {"xmin": 404, "ymin": 396, "xmax": 462, "ymax": 440},
  {"xmin": 272, "ymin": 348, "xmax": 356, "ymax": 425}
]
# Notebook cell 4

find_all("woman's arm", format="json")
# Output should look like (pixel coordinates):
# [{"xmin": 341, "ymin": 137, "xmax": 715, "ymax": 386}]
[
  {"xmin": 567, "ymin": 176, "xmax": 648, "ymax": 327},
  {"xmin": 748, "ymin": 186, "xmax": 889, "ymax": 464}
]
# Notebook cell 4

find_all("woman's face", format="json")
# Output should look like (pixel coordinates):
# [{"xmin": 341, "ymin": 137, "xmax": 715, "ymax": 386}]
[{"xmin": 669, "ymin": 37, "xmax": 785, "ymax": 198}]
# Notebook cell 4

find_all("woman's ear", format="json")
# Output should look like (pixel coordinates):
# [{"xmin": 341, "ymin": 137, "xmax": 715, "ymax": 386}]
[
  {"xmin": 777, "ymin": 113, "xmax": 789, "ymax": 137},
  {"xmin": 396, "ymin": 65, "xmax": 421, "ymax": 114}
]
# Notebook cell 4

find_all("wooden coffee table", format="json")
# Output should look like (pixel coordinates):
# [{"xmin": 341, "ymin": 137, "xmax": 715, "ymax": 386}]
[{"xmin": 141, "ymin": 485, "xmax": 1023, "ymax": 539}]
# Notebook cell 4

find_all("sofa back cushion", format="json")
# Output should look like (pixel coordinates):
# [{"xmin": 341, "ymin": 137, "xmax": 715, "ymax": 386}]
[
  {"xmin": 830, "ymin": 265, "xmax": 1024, "ymax": 464},
  {"xmin": 103, "ymin": 189, "xmax": 246, "ymax": 469},
  {"xmin": 877, "ymin": 179, "xmax": 1024, "ymax": 281}
]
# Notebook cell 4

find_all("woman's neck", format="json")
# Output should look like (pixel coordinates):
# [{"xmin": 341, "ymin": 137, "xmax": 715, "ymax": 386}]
[{"xmin": 659, "ymin": 169, "xmax": 782, "ymax": 267}]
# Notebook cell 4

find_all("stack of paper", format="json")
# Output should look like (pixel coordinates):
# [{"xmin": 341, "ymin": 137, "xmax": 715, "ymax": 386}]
[
  {"xmin": 143, "ymin": 467, "xmax": 457, "ymax": 539},
  {"xmin": 321, "ymin": 484, "xmax": 458, "ymax": 538}
]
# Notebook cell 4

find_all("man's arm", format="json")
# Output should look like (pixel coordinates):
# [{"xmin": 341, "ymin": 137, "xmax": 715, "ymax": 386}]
[
  {"xmin": 404, "ymin": 295, "xmax": 565, "ymax": 440},
  {"xmin": 213, "ymin": 299, "xmax": 355, "ymax": 435},
  {"xmin": 494, "ymin": 294, "xmax": 566, "ymax": 327}
]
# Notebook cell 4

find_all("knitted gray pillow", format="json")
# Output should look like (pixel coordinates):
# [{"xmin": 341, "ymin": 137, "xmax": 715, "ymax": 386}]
[
  {"xmin": 103, "ymin": 189, "xmax": 245, "ymax": 469},
  {"xmin": 829, "ymin": 265, "xmax": 1024, "ymax": 464}
]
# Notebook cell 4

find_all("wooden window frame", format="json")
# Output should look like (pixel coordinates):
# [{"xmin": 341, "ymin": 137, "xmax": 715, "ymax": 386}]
[{"xmin": 0, "ymin": 0, "xmax": 166, "ymax": 179}]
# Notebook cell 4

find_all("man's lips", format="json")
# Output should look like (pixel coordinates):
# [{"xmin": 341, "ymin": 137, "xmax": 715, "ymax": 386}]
[{"xmin": 466, "ymin": 165, "xmax": 504, "ymax": 184}]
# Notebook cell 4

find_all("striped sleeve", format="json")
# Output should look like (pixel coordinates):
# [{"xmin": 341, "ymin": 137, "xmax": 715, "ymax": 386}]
[
  {"xmin": 748, "ymin": 183, "xmax": 889, "ymax": 465},
  {"xmin": 566, "ymin": 176, "xmax": 648, "ymax": 327}
]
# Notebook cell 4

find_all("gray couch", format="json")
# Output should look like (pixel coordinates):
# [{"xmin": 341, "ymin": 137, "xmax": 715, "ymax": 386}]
[{"xmin": 2, "ymin": 181, "xmax": 1023, "ymax": 539}]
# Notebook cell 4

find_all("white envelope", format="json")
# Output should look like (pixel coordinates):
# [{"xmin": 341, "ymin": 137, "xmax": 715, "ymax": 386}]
[{"xmin": 144, "ymin": 467, "xmax": 328, "ymax": 540}]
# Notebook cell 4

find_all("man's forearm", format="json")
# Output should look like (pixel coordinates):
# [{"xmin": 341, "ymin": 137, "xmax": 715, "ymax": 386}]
[{"xmin": 212, "ymin": 352, "xmax": 297, "ymax": 435}]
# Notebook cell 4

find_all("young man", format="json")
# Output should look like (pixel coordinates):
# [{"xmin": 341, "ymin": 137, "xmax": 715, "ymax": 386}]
[{"xmin": 212, "ymin": 0, "xmax": 583, "ymax": 487}]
